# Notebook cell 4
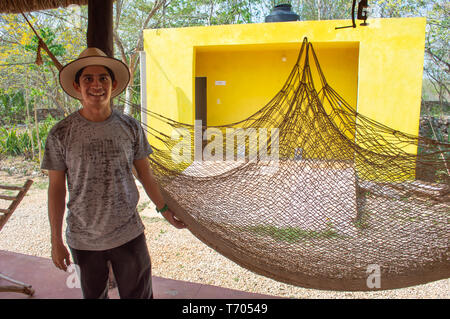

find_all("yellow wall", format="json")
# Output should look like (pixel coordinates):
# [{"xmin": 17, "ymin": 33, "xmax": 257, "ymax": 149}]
[
  {"xmin": 143, "ymin": 18, "xmax": 426, "ymax": 167},
  {"xmin": 195, "ymin": 42, "xmax": 359, "ymax": 127}
]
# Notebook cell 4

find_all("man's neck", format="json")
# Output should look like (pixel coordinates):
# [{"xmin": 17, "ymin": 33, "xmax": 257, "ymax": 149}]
[{"xmin": 79, "ymin": 104, "xmax": 112, "ymax": 122}]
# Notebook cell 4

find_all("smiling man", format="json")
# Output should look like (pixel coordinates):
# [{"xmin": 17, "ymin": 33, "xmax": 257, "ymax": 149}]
[{"xmin": 41, "ymin": 48, "xmax": 186, "ymax": 299}]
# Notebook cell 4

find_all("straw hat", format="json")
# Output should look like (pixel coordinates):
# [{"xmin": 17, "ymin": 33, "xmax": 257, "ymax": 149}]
[{"xmin": 59, "ymin": 47, "xmax": 130, "ymax": 100}]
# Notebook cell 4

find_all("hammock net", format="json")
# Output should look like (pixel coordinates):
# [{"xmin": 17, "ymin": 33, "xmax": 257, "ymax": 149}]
[{"xmin": 127, "ymin": 38, "xmax": 449, "ymax": 291}]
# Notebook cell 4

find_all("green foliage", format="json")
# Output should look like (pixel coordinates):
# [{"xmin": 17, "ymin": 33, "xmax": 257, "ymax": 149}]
[
  {"xmin": 0, "ymin": 126, "xmax": 26, "ymax": 156},
  {"xmin": 423, "ymin": 2, "xmax": 449, "ymax": 103},
  {"xmin": 421, "ymin": 100, "xmax": 450, "ymax": 117},
  {"xmin": 0, "ymin": 12, "xmax": 83, "ymax": 117},
  {"xmin": 153, "ymin": 0, "xmax": 266, "ymax": 28},
  {"xmin": 24, "ymin": 27, "xmax": 66, "ymax": 70},
  {"xmin": 0, "ymin": 0, "xmax": 448, "ymax": 126},
  {"xmin": 291, "ymin": 0, "xmax": 352, "ymax": 21},
  {"xmin": 245, "ymin": 222, "xmax": 343, "ymax": 243},
  {"xmin": 33, "ymin": 180, "xmax": 49, "ymax": 190},
  {"xmin": 0, "ymin": 115, "xmax": 58, "ymax": 159},
  {"xmin": 0, "ymin": 89, "xmax": 28, "ymax": 126},
  {"xmin": 38, "ymin": 114, "xmax": 59, "ymax": 141},
  {"xmin": 370, "ymin": 0, "xmax": 449, "ymax": 103}
]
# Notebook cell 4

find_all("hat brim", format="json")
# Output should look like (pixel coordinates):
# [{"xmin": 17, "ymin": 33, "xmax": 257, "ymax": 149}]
[{"xmin": 59, "ymin": 56, "xmax": 130, "ymax": 100}]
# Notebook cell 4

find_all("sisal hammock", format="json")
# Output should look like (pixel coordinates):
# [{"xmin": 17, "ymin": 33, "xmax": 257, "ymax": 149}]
[
  {"xmin": 25, "ymin": 9, "xmax": 447, "ymax": 291},
  {"xmin": 147, "ymin": 38, "xmax": 449, "ymax": 290}
]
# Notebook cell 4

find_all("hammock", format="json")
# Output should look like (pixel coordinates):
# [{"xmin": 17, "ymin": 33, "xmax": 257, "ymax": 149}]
[
  {"xmin": 24, "ymin": 10, "xmax": 447, "ymax": 291},
  {"xmin": 131, "ymin": 38, "xmax": 450, "ymax": 291}
]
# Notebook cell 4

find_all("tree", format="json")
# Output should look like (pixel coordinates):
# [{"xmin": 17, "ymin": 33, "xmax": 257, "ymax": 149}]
[
  {"xmin": 0, "ymin": 14, "xmax": 35, "ymax": 92},
  {"xmin": 370, "ymin": 0, "xmax": 449, "ymax": 110},
  {"xmin": 24, "ymin": 27, "xmax": 67, "ymax": 113},
  {"xmin": 114, "ymin": 0, "xmax": 167, "ymax": 115},
  {"xmin": 423, "ymin": 1, "xmax": 449, "ymax": 108},
  {"xmin": 1, "ymin": 0, "xmax": 447, "ymax": 121},
  {"xmin": 112, "ymin": 0, "xmax": 267, "ymax": 116},
  {"xmin": 291, "ymin": 0, "xmax": 352, "ymax": 21},
  {"xmin": 0, "ymin": 9, "xmax": 87, "ymax": 116}
]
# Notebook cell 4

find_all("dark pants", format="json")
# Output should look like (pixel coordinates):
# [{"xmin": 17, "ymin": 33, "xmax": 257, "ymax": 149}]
[{"xmin": 70, "ymin": 233, "xmax": 153, "ymax": 299}]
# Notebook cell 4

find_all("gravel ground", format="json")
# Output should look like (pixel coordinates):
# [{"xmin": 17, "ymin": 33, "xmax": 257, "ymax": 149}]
[{"xmin": 0, "ymin": 157, "xmax": 448, "ymax": 299}]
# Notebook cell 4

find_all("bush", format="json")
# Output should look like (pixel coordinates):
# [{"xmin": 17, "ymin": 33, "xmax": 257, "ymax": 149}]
[
  {"xmin": 0, "ymin": 115, "xmax": 58, "ymax": 159},
  {"xmin": 0, "ymin": 126, "xmax": 25, "ymax": 156},
  {"xmin": 0, "ymin": 90, "xmax": 28, "ymax": 126}
]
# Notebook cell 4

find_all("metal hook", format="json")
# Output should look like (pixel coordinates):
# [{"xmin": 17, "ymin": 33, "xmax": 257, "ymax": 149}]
[{"xmin": 335, "ymin": 0, "xmax": 369, "ymax": 30}]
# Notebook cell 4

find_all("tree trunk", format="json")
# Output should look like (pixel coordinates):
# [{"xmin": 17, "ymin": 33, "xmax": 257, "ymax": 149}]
[
  {"xmin": 317, "ymin": 0, "xmax": 321, "ymax": 20},
  {"xmin": 123, "ymin": 63, "xmax": 135, "ymax": 115},
  {"xmin": 25, "ymin": 74, "xmax": 35, "ymax": 159},
  {"xmin": 113, "ymin": 0, "xmax": 166, "ymax": 116},
  {"xmin": 123, "ymin": 85, "xmax": 132, "ymax": 115},
  {"xmin": 33, "ymin": 102, "xmax": 42, "ymax": 164}
]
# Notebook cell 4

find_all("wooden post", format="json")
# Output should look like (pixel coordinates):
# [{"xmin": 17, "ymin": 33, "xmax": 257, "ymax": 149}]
[
  {"xmin": 87, "ymin": 0, "xmax": 116, "ymax": 287},
  {"xmin": 87, "ymin": 0, "xmax": 114, "ymax": 57}
]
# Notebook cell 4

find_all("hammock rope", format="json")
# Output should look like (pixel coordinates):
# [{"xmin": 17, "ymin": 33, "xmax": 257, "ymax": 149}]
[
  {"xmin": 21, "ymin": 12, "xmax": 63, "ymax": 71},
  {"xmin": 122, "ymin": 37, "xmax": 449, "ymax": 291}
]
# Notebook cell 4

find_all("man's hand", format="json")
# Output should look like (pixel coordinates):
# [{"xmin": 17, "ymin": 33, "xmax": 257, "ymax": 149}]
[
  {"xmin": 161, "ymin": 209, "xmax": 187, "ymax": 229},
  {"xmin": 133, "ymin": 158, "xmax": 187, "ymax": 230},
  {"xmin": 51, "ymin": 240, "xmax": 71, "ymax": 271},
  {"xmin": 48, "ymin": 169, "xmax": 69, "ymax": 271}
]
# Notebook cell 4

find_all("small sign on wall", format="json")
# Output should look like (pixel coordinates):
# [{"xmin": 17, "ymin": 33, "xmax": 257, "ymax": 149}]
[{"xmin": 215, "ymin": 80, "xmax": 226, "ymax": 86}]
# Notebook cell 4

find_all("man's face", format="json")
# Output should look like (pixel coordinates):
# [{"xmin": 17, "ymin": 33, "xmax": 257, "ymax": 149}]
[{"xmin": 73, "ymin": 65, "xmax": 118, "ymax": 108}]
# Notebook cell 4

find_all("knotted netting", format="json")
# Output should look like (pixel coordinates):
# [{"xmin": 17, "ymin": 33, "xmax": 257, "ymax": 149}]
[{"xmin": 127, "ymin": 38, "xmax": 449, "ymax": 291}]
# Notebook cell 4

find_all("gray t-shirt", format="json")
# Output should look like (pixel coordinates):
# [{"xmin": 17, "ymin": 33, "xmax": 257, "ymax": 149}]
[{"xmin": 41, "ymin": 109, "xmax": 153, "ymax": 250}]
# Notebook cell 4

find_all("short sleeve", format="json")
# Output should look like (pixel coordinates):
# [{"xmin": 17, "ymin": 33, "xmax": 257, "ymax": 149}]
[
  {"xmin": 41, "ymin": 131, "xmax": 67, "ymax": 171},
  {"xmin": 134, "ymin": 123, "xmax": 153, "ymax": 160}
]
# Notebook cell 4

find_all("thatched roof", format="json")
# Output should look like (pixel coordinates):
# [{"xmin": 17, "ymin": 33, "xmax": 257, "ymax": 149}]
[{"xmin": 0, "ymin": 0, "xmax": 89, "ymax": 13}]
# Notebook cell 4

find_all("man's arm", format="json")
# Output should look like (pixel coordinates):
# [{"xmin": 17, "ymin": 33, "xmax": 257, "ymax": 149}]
[
  {"xmin": 133, "ymin": 158, "xmax": 186, "ymax": 229},
  {"xmin": 48, "ymin": 169, "xmax": 71, "ymax": 271}
]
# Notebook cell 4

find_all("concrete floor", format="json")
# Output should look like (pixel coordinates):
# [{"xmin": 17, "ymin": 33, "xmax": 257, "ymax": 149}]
[{"xmin": 0, "ymin": 249, "xmax": 278, "ymax": 299}]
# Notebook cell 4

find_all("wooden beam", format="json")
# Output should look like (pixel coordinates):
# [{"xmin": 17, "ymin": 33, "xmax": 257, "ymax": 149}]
[
  {"xmin": 0, "ymin": 180, "xmax": 33, "ymax": 232},
  {"xmin": 0, "ymin": 195, "xmax": 16, "ymax": 200},
  {"xmin": 0, "ymin": 185, "xmax": 24, "ymax": 191},
  {"xmin": 87, "ymin": 0, "xmax": 114, "ymax": 57}
]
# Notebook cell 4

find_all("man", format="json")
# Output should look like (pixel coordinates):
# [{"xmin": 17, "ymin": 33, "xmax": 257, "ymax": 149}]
[{"xmin": 41, "ymin": 47, "xmax": 186, "ymax": 299}]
